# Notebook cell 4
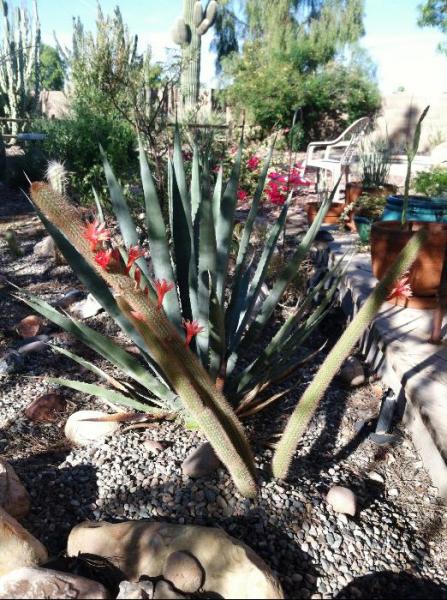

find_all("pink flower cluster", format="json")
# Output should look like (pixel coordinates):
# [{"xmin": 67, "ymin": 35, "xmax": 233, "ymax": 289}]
[
  {"xmin": 265, "ymin": 168, "xmax": 310, "ymax": 206},
  {"xmin": 246, "ymin": 155, "xmax": 261, "ymax": 171}
]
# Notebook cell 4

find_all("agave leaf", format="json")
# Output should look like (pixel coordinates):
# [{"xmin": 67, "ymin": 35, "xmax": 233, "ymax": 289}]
[
  {"xmin": 139, "ymin": 141, "xmax": 182, "ymax": 328},
  {"xmin": 16, "ymin": 291, "xmax": 177, "ymax": 405},
  {"xmin": 241, "ymin": 176, "xmax": 341, "ymax": 347},
  {"xmin": 208, "ymin": 273, "xmax": 226, "ymax": 379},
  {"xmin": 215, "ymin": 139, "xmax": 243, "ymax": 303},
  {"xmin": 225, "ymin": 251, "xmax": 256, "ymax": 350},
  {"xmin": 100, "ymin": 146, "xmax": 151, "ymax": 281},
  {"xmin": 46, "ymin": 377, "xmax": 164, "ymax": 414},
  {"xmin": 173, "ymin": 124, "xmax": 193, "ymax": 237},
  {"xmin": 92, "ymin": 187, "xmax": 105, "ymax": 225},
  {"xmin": 212, "ymin": 166, "xmax": 223, "ymax": 233},
  {"xmin": 50, "ymin": 344, "xmax": 134, "ymax": 395},
  {"xmin": 191, "ymin": 144, "xmax": 202, "ymax": 224},
  {"xmin": 235, "ymin": 138, "xmax": 275, "ymax": 271},
  {"xmin": 229, "ymin": 199, "xmax": 289, "ymax": 354}
]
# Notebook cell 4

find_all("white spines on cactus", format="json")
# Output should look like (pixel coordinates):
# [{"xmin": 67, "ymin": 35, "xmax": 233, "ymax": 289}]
[{"xmin": 46, "ymin": 161, "xmax": 68, "ymax": 196}]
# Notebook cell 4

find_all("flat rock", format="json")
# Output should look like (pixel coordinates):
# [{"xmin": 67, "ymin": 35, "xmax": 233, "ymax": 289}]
[
  {"xmin": 153, "ymin": 581, "xmax": 185, "ymax": 599},
  {"xmin": 0, "ymin": 507, "xmax": 48, "ymax": 576},
  {"xmin": 162, "ymin": 551, "xmax": 203, "ymax": 593},
  {"xmin": 326, "ymin": 486, "xmax": 357, "ymax": 516},
  {"xmin": 0, "ymin": 459, "xmax": 30, "ymax": 519},
  {"xmin": 16, "ymin": 315, "xmax": 42, "ymax": 339},
  {"xmin": 117, "ymin": 580, "xmax": 154, "ymax": 599},
  {"xmin": 0, "ymin": 567, "xmax": 109, "ymax": 599},
  {"xmin": 25, "ymin": 392, "xmax": 66, "ymax": 422},
  {"xmin": 17, "ymin": 335, "xmax": 49, "ymax": 356},
  {"xmin": 182, "ymin": 442, "xmax": 221, "ymax": 478},
  {"xmin": 67, "ymin": 521, "xmax": 284, "ymax": 599},
  {"xmin": 339, "ymin": 356, "xmax": 365, "ymax": 387},
  {"xmin": 65, "ymin": 411, "xmax": 120, "ymax": 446},
  {"xmin": 69, "ymin": 295, "xmax": 103, "ymax": 319},
  {"xmin": 54, "ymin": 290, "xmax": 86, "ymax": 309},
  {"xmin": 33, "ymin": 236, "xmax": 56, "ymax": 258}
]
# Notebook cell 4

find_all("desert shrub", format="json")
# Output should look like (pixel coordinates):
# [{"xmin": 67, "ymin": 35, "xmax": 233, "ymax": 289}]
[
  {"xmin": 413, "ymin": 166, "xmax": 447, "ymax": 197},
  {"xmin": 34, "ymin": 111, "xmax": 138, "ymax": 202}
]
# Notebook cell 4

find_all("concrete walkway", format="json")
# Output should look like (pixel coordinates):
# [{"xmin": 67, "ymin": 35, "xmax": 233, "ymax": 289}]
[{"xmin": 326, "ymin": 231, "xmax": 447, "ymax": 500}]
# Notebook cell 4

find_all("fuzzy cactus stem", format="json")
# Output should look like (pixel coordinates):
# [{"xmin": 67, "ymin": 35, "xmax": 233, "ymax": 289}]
[{"xmin": 272, "ymin": 229, "xmax": 428, "ymax": 480}]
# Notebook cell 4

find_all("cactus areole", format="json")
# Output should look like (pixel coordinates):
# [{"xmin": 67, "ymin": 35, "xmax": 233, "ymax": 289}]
[{"xmin": 172, "ymin": 1, "xmax": 218, "ymax": 109}]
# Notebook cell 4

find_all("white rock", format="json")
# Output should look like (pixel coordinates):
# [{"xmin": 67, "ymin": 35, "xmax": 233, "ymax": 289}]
[
  {"xmin": 67, "ymin": 521, "xmax": 284, "ymax": 599},
  {"xmin": 0, "ymin": 567, "xmax": 109, "ymax": 599},
  {"xmin": 0, "ymin": 459, "xmax": 30, "ymax": 519},
  {"xmin": 33, "ymin": 236, "xmax": 55, "ymax": 258},
  {"xmin": 326, "ymin": 486, "xmax": 357, "ymax": 517},
  {"xmin": 0, "ymin": 507, "xmax": 48, "ymax": 577},
  {"xmin": 367, "ymin": 471, "xmax": 385, "ymax": 484},
  {"xmin": 69, "ymin": 294, "xmax": 103, "ymax": 319},
  {"xmin": 65, "ymin": 411, "xmax": 120, "ymax": 446},
  {"xmin": 117, "ymin": 580, "xmax": 153, "ymax": 599},
  {"xmin": 388, "ymin": 488, "xmax": 399, "ymax": 497}
]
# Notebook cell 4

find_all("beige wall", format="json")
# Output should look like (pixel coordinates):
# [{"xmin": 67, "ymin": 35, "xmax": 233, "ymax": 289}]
[{"xmin": 375, "ymin": 92, "xmax": 447, "ymax": 154}]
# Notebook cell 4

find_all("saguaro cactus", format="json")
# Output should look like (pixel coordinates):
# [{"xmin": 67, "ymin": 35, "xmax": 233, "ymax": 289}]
[
  {"xmin": 172, "ymin": 0, "xmax": 218, "ymax": 109},
  {"xmin": 0, "ymin": 0, "xmax": 41, "ymax": 136}
]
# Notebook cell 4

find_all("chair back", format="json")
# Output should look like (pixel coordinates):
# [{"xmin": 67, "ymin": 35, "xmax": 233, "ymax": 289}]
[{"xmin": 340, "ymin": 117, "xmax": 370, "ymax": 166}]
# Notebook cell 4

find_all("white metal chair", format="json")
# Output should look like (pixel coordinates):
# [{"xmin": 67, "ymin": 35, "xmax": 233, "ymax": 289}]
[{"xmin": 300, "ymin": 116, "xmax": 371, "ymax": 202}]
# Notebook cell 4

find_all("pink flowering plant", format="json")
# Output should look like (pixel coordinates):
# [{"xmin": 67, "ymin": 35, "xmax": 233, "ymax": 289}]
[{"xmin": 21, "ymin": 129, "xmax": 339, "ymax": 497}]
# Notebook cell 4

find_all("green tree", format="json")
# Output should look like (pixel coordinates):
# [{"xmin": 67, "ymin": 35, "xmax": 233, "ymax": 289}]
[
  {"xmin": 418, "ymin": 0, "xmax": 447, "ymax": 53},
  {"xmin": 39, "ymin": 44, "xmax": 64, "ymax": 90},
  {"xmin": 216, "ymin": 0, "xmax": 380, "ymax": 142}
]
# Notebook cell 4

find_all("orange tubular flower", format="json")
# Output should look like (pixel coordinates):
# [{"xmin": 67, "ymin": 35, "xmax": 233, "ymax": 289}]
[
  {"xmin": 154, "ymin": 279, "xmax": 175, "ymax": 309},
  {"xmin": 183, "ymin": 319, "xmax": 204, "ymax": 347},
  {"xmin": 387, "ymin": 275, "xmax": 413, "ymax": 302},
  {"xmin": 94, "ymin": 248, "xmax": 121, "ymax": 272},
  {"xmin": 126, "ymin": 245, "xmax": 145, "ymax": 273},
  {"xmin": 82, "ymin": 219, "xmax": 111, "ymax": 251}
]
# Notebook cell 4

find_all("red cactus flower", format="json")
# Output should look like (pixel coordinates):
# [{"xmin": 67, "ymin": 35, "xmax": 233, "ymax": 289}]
[
  {"xmin": 134, "ymin": 267, "xmax": 142, "ymax": 289},
  {"xmin": 82, "ymin": 219, "xmax": 111, "ymax": 251},
  {"xmin": 125, "ymin": 245, "xmax": 144, "ymax": 273},
  {"xmin": 94, "ymin": 248, "xmax": 121, "ymax": 272},
  {"xmin": 237, "ymin": 189, "xmax": 249, "ymax": 202},
  {"xmin": 387, "ymin": 275, "xmax": 413, "ymax": 302},
  {"xmin": 183, "ymin": 319, "xmax": 204, "ymax": 347},
  {"xmin": 247, "ymin": 155, "xmax": 260, "ymax": 171},
  {"xmin": 154, "ymin": 279, "xmax": 175, "ymax": 310}
]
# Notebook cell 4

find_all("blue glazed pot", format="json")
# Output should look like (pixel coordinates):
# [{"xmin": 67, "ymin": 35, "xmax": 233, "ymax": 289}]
[
  {"xmin": 381, "ymin": 195, "xmax": 447, "ymax": 223},
  {"xmin": 354, "ymin": 216, "xmax": 372, "ymax": 243}
]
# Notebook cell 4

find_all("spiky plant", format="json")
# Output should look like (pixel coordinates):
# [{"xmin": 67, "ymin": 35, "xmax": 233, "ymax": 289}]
[
  {"xmin": 172, "ymin": 0, "xmax": 218, "ymax": 108},
  {"xmin": 0, "ymin": 0, "xmax": 41, "ymax": 136},
  {"xmin": 46, "ymin": 160, "xmax": 68, "ymax": 195},
  {"xmin": 272, "ymin": 228, "xmax": 428, "ymax": 479},
  {"xmin": 23, "ymin": 129, "xmax": 340, "ymax": 496}
]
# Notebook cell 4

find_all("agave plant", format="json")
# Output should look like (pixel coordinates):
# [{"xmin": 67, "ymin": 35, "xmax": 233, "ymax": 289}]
[{"xmin": 21, "ymin": 129, "xmax": 343, "ymax": 496}]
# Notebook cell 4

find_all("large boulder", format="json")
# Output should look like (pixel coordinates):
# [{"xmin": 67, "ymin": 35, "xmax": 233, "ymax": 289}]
[
  {"xmin": 65, "ymin": 411, "xmax": 120, "ymax": 446},
  {"xmin": 0, "ymin": 567, "xmax": 109, "ymax": 599},
  {"xmin": 0, "ymin": 507, "xmax": 48, "ymax": 576},
  {"xmin": 0, "ymin": 459, "xmax": 30, "ymax": 519},
  {"xmin": 67, "ymin": 521, "xmax": 283, "ymax": 599}
]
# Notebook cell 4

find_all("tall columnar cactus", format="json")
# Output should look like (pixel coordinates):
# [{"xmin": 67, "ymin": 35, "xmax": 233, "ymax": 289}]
[
  {"xmin": 272, "ymin": 229, "xmax": 428, "ymax": 480},
  {"xmin": 172, "ymin": 0, "xmax": 218, "ymax": 109},
  {"xmin": 0, "ymin": 0, "xmax": 41, "ymax": 136}
]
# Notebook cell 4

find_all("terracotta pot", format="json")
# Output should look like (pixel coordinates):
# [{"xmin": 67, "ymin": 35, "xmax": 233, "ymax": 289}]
[
  {"xmin": 370, "ymin": 221, "xmax": 447, "ymax": 308},
  {"xmin": 306, "ymin": 202, "xmax": 346, "ymax": 226},
  {"xmin": 345, "ymin": 182, "xmax": 397, "ymax": 206}
]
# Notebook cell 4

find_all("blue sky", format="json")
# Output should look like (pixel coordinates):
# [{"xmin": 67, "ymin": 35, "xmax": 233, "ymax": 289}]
[{"xmin": 35, "ymin": 0, "xmax": 447, "ymax": 96}]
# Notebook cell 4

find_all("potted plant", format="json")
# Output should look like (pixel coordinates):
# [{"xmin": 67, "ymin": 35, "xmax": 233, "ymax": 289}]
[
  {"xmin": 371, "ymin": 105, "xmax": 447, "ymax": 315},
  {"xmin": 352, "ymin": 193, "xmax": 388, "ymax": 243},
  {"xmin": 380, "ymin": 165, "xmax": 447, "ymax": 223},
  {"xmin": 343, "ymin": 136, "xmax": 397, "ymax": 231},
  {"xmin": 306, "ymin": 187, "xmax": 347, "ymax": 225}
]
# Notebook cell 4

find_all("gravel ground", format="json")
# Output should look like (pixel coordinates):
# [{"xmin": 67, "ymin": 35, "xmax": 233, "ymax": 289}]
[{"xmin": 1, "ymin": 185, "xmax": 447, "ymax": 599}]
